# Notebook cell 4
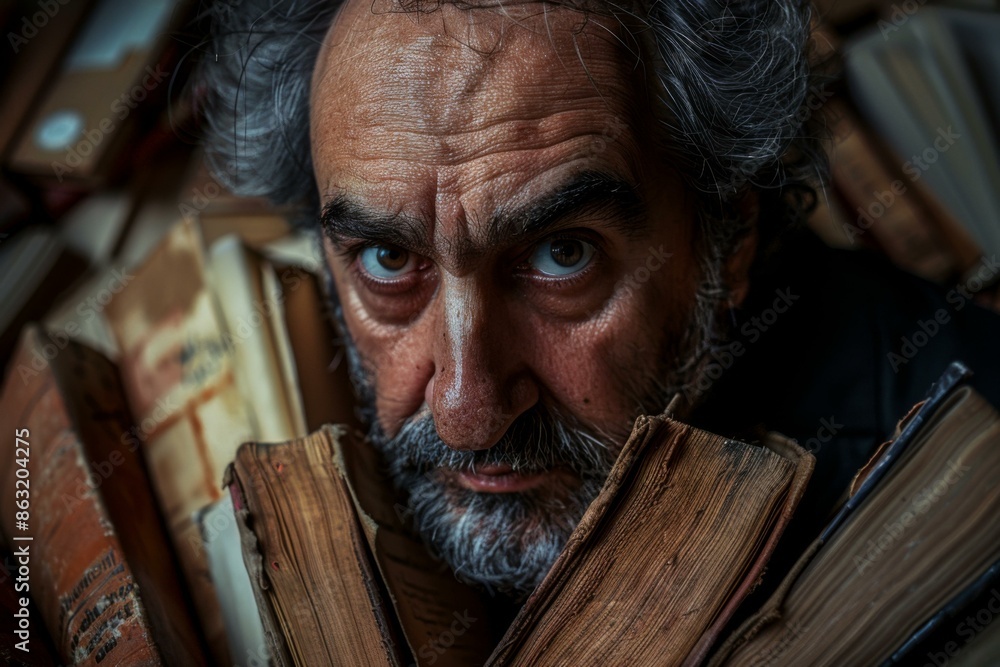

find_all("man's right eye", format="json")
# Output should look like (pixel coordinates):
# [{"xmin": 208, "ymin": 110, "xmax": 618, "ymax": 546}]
[{"xmin": 359, "ymin": 245, "xmax": 418, "ymax": 279}]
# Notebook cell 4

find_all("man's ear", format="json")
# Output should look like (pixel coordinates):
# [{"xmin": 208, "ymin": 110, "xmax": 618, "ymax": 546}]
[{"xmin": 723, "ymin": 193, "xmax": 759, "ymax": 309}]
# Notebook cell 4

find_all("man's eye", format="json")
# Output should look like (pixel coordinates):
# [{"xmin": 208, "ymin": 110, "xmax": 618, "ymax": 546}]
[
  {"xmin": 359, "ymin": 245, "xmax": 417, "ymax": 279},
  {"xmin": 530, "ymin": 239, "xmax": 596, "ymax": 277}
]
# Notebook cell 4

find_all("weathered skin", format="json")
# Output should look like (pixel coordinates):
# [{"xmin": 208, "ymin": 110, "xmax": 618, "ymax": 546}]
[{"xmin": 310, "ymin": 1, "xmax": 754, "ymax": 490}]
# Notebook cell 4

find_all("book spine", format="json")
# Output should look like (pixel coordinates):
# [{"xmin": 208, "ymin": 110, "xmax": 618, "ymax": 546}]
[
  {"xmin": 0, "ymin": 328, "xmax": 162, "ymax": 665},
  {"xmin": 104, "ymin": 221, "xmax": 257, "ymax": 664}
]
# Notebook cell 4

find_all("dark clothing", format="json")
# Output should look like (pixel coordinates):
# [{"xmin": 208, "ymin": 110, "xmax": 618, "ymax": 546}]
[{"xmin": 688, "ymin": 228, "xmax": 1000, "ymax": 618}]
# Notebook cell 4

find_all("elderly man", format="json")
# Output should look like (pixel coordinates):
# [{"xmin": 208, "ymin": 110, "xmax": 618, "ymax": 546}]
[{"xmin": 201, "ymin": 0, "xmax": 1000, "ymax": 601}]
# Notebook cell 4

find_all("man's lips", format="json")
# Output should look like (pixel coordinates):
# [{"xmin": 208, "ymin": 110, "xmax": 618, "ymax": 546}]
[{"xmin": 455, "ymin": 463, "xmax": 551, "ymax": 492}]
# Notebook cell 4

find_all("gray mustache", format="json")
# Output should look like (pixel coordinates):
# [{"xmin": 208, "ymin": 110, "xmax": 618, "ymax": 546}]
[{"xmin": 374, "ymin": 405, "xmax": 616, "ymax": 481}]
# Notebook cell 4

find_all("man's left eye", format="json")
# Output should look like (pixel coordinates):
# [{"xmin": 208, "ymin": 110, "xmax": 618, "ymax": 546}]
[
  {"xmin": 529, "ymin": 239, "xmax": 596, "ymax": 277},
  {"xmin": 359, "ymin": 245, "xmax": 418, "ymax": 279}
]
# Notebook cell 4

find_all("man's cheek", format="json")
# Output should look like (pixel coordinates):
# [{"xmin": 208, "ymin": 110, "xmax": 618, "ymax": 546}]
[
  {"xmin": 526, "ymin": 317, "xmax": 639, "ymax": 438},
  {"xmin": 362, "ymin": 339, "xmax": 435, "ymax": 436}
]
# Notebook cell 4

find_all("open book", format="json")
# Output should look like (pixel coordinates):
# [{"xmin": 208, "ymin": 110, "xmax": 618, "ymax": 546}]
[
  {"xmin": 226, "ymin": 415, "xmax": 813, "ymax": 666},
  {"xmin": 225, "ymin": 360, "xmax": 1000, "ymax": 666},
  {"xmin": 709, "ymin": 362, "xmax": 1000, "ymax": 666}
]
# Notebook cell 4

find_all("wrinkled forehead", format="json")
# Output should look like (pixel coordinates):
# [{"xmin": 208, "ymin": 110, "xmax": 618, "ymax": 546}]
[
  {"xmin": 309, "ymin": 0, "xmax": 647, "ymax": 214},
  {"xmin": 312, "ymin": 1, "xmax": 638, "ymax": 112}
]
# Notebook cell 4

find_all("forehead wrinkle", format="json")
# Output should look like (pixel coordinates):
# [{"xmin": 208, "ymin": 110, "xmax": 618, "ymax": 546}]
[
  {"xmin": 320, "ymin": 188, "xmax": 494, "ymax": 274},
  {"xmin": 353, "ymin": 11, "xmax": 511, "ymax": 138},
  {"xmin": 326, "ymin": 2, "xmax": 634, "ymax": 136},
  {"xmin": 315, "ymin": 2, "xmax": 653, "ymax": 268},
  {"xmin": 485, "ymin": 170, "xmax": 647, "ymax": 246}
]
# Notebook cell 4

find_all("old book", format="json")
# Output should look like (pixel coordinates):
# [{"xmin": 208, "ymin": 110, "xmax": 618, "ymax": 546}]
[
  {"xmin": 104, "ymin": 220, "xmax": 254, "ymax": 664},
  {"xmin": 228, "ymin": 427, "xmax": 406, "ymax": 667},
  {"xmin": 227, "ymin": 425, "xmax": 509, "ymax": 667},
  {"xmin": 844, "ymin": 8, "xmax": 1000, "ymax": 259},
  {"xmin": 710, "ymin": 362, "xmax": 1000, "ymax": 666},
  {"xmin": 106, "ymin": 216, "xmax": 352, "ymax": 660},
  {"xmin": 208, "ymin": 235, "xmax": 306, "ymax": 442},
  {"xmin": 0, "ymin": 326, "xmax": 206, "ymax": 665},
  {"xmin": 198, "ymin": 495, "xmax": 266, "ymax": 667},
  {"xmin": 825, "ymin": 98, "xmax": 961, "ymax": 282},
  {"xmin": 0, "ymin": 0, "xmax": 96, "ymax": 159},
  {"xmin": 228, "ymin": 415, "xmax": 813, "ymax": 666},
  {"xmin": 201, "ymin": 237, "xmax": 356, "ymax": 663},
  {"xmin": 0, "ymin": 225, "xmax": 89, "ymax": 365},
  {"xmin": 206, "ymin": 233, "xmax": 356, "ymax": 437},
  {"xmin": 273, "ymin": 258, "xmax": 358, "ymax": 431},
  {"xmin": 946, "ymin": 613, "xmax": 1000, "ymax": 667},
  {"xmin": 485, "ymin": 417, "xmax": 813, "ymax": 667},
  {"xmin": 938, "ymin": 7, "xmax": 1000, "ymax": 140},
  {"xmin": 7, "ymin": 0, "xmax": 190, "ymax": 186},
  {"xmin": 197, "ymin": 210, "xmax": 293, "ymax": 249}
]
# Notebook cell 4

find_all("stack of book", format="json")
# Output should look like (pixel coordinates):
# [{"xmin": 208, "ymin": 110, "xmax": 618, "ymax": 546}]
[
  {"xmin": 2, "ymin": 224, "xmax": 1000, "ymax": 665},
  {"xmin": 1, "ymin": 1, "xmax": 999, "ymax": 665}
]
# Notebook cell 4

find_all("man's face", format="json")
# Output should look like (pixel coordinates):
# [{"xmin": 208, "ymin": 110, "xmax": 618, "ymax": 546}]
[{"xmin": 311, "ymin": 1, "xmax": 707, "ymax": 595}]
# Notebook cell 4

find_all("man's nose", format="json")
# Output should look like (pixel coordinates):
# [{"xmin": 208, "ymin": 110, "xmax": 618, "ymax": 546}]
[{"xmin": 425, "ymin": 275, "xmax": 537, "ymax": 451}]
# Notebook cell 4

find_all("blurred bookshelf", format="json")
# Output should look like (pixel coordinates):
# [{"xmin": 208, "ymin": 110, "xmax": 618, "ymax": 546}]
[{"xmin": 806, "ymin": 0, "xmax": 1000, "ymax": 303}]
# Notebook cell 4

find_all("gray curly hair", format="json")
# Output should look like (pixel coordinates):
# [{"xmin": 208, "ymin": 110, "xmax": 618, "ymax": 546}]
[
  {"xmin": 198, "ymin": 0, "xmax": 826, "ymax": 381},
  {"xmin": 200, "ymin": 0, "xmax": 823, "ymax": 214}
]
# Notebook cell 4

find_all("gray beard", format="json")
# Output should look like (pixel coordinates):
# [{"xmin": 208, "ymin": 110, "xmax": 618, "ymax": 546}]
[
  {"xmin": 368, "ymin": 405, "xmax": 617, "ymax": 597},
  {"xmin": 322, "ymin": 258, "xmax": 722, "ymax": 598}
]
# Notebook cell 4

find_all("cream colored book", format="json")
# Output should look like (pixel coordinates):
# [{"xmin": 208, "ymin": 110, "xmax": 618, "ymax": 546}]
[{"xmin": 104, "ymin": 220, "xmax": 253, "ymax": 664}]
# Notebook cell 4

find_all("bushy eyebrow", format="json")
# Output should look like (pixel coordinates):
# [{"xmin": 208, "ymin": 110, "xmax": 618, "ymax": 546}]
[
  {"xmin": 321, "ymin": 197, "xmax": 431, "ymax": 254},
  {"xmin": 320, "ymin": 170, "xmax": 647, "ymax": 256},
  {"xmin": 486, "ymin": 171, "xmax": 647, "ymax": 245}
]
